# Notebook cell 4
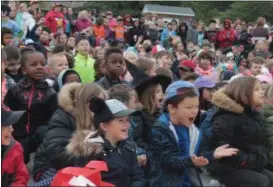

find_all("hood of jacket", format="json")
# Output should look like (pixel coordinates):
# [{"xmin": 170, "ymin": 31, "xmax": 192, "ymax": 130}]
[
  {"xmin": 211, "ymin": 89, "xmax": 244, "ymax": 114},
  {"xmin": 66, "ymin": 130, "xmax": 104, "ymax": 158},
  {"xmin": 58, "ymin": 82, "xmax": 81, "ymax": 114},
  {"xmin": 57, "ymin": 69, "xmax": 81, "ymax": 89}
]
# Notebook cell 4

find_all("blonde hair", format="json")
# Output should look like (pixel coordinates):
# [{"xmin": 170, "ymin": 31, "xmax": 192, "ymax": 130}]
[
  {"xmin": 47, "ymin": 52, "xmax": 66, "ymax": 68},
  {"xmin": 78, "ymin": 10, "xmax": 88, "ymax": 19},
  {"xmin": 72, "ymin": 83, "xmax": 107, "ymax": 130},
  {"xmin": 257, "ymin": 17, "xmax": 266, "ymax": 27},
  {"xmin": 137, "ymin": 58, "xmax": 155, "ymax": 73}
]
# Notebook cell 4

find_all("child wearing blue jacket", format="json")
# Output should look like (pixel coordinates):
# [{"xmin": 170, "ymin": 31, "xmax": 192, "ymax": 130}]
[{"xmin": 148, "ymin": 81, "xmax": 238, "ymax": 187}]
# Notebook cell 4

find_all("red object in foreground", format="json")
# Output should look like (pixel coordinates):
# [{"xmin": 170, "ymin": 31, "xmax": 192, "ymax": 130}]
[{"xmin": 51, "ymin": 161, "xmax": 115, "ymax": 186}]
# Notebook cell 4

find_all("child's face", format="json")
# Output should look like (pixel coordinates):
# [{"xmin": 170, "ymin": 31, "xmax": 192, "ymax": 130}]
[
  {"xmin": 6, "ymin": 60, "xmax": 21, "ymax": 75},
  {"xmin": 35, "ymin": 26, "xmax": 42, "ymax": 36},
  {"xmin": 127, "ymin": 93, "xmax": 139, "ymax": 110},
  {"xmin": 155, "ymin": 84, "xmax": 164, "ymax": 109},
  {"xmin": 247, "ymin": 52, "xmax": 254, "ymax": 62},
  {"xmin": 76, "ymin": 40, "xmax": 90, "ymax": 56},
  {"xmin": 101, "ymin": 116, "xmax": 130, "ymax": 143},
  {"xmin": 168, "ymin": 96, "xmax": 199, "ymax": 127},
  {"xmin": 240, "ymin": 59, "xmax": 247, "ymax": 68},
  {"xmin": 250, "ymin": 63, "xmax": 262, "ymax": 76},
  {"xmin": 3, "ymin": 34, "xmax": 12, "ymax": 46},
  {"xmin": 98, "ymin": 60, "xmax": 107, "ymax": 76},
  {"xmin": 40, "ymin": 31, "xmax": 49, "ymax": 42},
  {"xmin": 106, "ymin": 53, "xmax": 125, "ymax": 77},
  {"xmin": 51, "ymin": 56, "xmax": 69, "ymax": 76},
  {"xmin": 59, "ymin": 34, "xmax": 67, "ymax": 44},
  {"xmin": 1, "ymin": 125, "xmax": 13, "ymax": 146},
  {"xmin": 67, "ymin": 37, "xmax": 75, "ymax": 48},
  {"xmin": 187, "ymin": 42, "xmax": 194, "ymax": 49},
  {"xmin": 209, "ymin": 23, "xmax": 216, "ymax": 30},
  {"xmin": 23, "ymin": 53, "xmax": 46, "ymax": 81},
  {"xmin": 197, "ymin": 25, "xmax": 202, "ymax": 32},
  {"xmin": 64, "ymin": 73, "xmax": 80, "ymax": 84},
  {"xmin": 97, "ymin": 49, "xmax": 105, "ymax": 59},
  {"xmin": 199, "ymin": 58, "xmax": 211, "ymax": 70},
  {"xmin": 159, "ymin": 55, "xmax": 172, "ymax": 69},
  {"xmin": 147, "ymin": 65, "xmax": 157, "ymax": 77},
  {"xmin": 252, "ymin": 81, "xmax": 264, "ymax": 107},
  {"xmin": 176, "ymin": 43, "xmax": 184, "ymax": 52}
]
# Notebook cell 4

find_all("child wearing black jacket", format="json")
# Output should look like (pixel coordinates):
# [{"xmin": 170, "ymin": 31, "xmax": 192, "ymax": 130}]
[
  {"xmin": 4, "ymin": 50, "xmax": 57, "ymax": 163},
  {"xmin": 66, "ymin": 97, "xmax": 145, "ymax": 187}
]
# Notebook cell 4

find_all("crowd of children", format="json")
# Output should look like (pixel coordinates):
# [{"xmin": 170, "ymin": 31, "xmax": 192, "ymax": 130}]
[{"xmin": 1, "ymin": 1, "xmax": 273, "ymax": 187}]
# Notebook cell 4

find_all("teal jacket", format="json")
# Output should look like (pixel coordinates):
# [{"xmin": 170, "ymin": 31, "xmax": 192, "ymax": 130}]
[{"xmin": 74, "ymin": 53, "xmax": 95, "ymax": 83}]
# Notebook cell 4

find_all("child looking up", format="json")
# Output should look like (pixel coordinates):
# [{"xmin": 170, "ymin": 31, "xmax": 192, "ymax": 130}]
[
  {"xmin": 4, "ymin": 50, "xmax": 58, "ymax": 163},
  {"xmin": 74, "ymin": 35, "xmax": 96, "ymax": 83}
]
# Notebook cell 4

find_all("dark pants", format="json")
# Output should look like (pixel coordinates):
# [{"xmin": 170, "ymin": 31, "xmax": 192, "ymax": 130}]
[
  {"xmin": 16, "ymin": 125, "xmax": 48, "ymax": 163},
  {"xmin": 219, "ymin": 169, "xmax": 273, "ymax": 187}
]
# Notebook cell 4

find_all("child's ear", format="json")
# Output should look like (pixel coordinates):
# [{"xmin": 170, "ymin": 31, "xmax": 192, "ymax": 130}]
[
  {"xmin": 100, "ymin": 123, "xmax": 107, "ymax": 132},
  {"xmin": 167, "ymin": 104, "xmax": 176, "ymax": 114}
]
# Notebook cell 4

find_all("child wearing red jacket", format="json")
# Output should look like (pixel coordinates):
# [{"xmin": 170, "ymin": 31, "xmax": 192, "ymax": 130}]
[
  {"xmin": 45, "ymin": 3, "xmax": 66, "ymax": 34},
  {"xmin": 218, "ymin": 19, "xmax": 235, "ymax": 49},
  {"xmin": 1, "ymin": 105, "xmax": 29, "ymax": 187}
]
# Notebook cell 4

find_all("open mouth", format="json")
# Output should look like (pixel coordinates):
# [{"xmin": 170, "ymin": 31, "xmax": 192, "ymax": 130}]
[{"xmin": 189, "ymin": 117, "xmax": 195, "ymax": 123}]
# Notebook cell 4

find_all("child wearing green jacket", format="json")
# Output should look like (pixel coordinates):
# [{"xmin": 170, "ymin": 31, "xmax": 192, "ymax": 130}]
[{"xmin": 74, "ymin": 35, "xmax": 95, "ymax": 83}]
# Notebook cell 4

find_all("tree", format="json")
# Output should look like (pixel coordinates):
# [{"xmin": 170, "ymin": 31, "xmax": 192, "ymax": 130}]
[{"xmin": 219, "ymin": 2, "xmax": 273, "ymax": 23}]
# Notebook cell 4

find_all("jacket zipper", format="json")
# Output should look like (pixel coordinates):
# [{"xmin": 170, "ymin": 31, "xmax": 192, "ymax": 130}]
[{"xmin": 27, "ymin": 85, "xmax": 35, "ymax": 134}]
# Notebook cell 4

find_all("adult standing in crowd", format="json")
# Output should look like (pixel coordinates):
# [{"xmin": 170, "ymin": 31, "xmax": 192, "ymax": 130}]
[
  {"xmin": 252, "ymin": 17, "xmax": 269, "ymax": 41},
  {"xmin": 45, "ymin": 2, "xmax": 66, "ymax": 34},
  {"xmin": 187, "ymin": 19, "xmax": 198, "ymax": 45},
  {"xmin": 74, "ymin": 10, "xmax": 92, "ymax": 33},
  {"xmin": 218, "ymin": 19, "xmax": 235, "ymax": 50}
]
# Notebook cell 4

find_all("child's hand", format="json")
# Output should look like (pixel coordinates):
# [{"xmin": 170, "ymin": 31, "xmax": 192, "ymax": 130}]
[
  {"xmin": 137, "ymin": 155, "xmax": 147, "ymax": 166},
  {"xmin": 191, "ymin": 155, "xmax": 209, "ymax": 167},
  {"xmin": 213, "ymin": 144, "xmax": 239, "ymax": 159}
]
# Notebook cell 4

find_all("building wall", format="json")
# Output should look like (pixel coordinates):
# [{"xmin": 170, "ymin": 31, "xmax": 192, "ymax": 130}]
[{"xmin": 143, "ymin": 13, "xmax": 194, "ymax": 24}]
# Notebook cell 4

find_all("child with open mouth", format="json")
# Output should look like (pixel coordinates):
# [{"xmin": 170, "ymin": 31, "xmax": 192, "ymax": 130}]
[
  {"xmin": 66, "ymin": 97, "xmax": 145, "ymax": 187},
  {"xmin": 1, "ymin": 105, "xmax": 29, "ymax": 186},
  {"xmin": 148, "ymin": 81, "xmax": 239, "ymax": 187}
]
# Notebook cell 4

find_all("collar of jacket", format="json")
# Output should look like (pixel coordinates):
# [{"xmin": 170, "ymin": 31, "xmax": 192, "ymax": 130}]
[
  {"xmin": 76, "ymin": 52, "xmax": 89, "ymax": 60},
  {"xmin": 18, "ymin": 76, "xmax": 49, "ymax": 89},
  {"xmin": 102, "ymin": 137, "xmax": 126, "ymax": 151},
  {"xmin": 211, "ymin": 89, "xmax": 244, "ymax": 114}
]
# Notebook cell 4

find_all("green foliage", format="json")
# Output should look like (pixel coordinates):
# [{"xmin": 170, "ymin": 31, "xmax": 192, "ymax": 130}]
[
  {"xmin": 81, "ymin": 1, "xmax": 272, "ymax": 24},
  {"xmin": 219, "ymin": 2, "xmax": 273, "ymax": 23}
]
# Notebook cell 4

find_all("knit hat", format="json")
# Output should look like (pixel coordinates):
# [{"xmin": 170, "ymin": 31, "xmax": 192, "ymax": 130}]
[
  {"xmin": 89, "ymin": 97, "xmax": 135, "ymax": 129},
  {"xmin": 151, "ymin": 45, "xmax": 165, "ymax": 55},
  {"xmin": 194, "ymin": 76, "xmax": 216, "ymax": 89},
  {"xmin": 179, "ymin": 60, "xmax": 196, "ymax": 72},
  {"xmin": 164, "ymin": 80, "xmax": 199, "ymax": 101}
]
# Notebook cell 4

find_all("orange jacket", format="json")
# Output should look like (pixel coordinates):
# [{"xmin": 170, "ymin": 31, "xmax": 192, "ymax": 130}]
[
  {"xmin": 115, "ymin": 26, "xmax": 125, "ymax": 39},
  {"xmin": 93, "ymin": 25, "xmax": 105, "ymax": 39}
]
